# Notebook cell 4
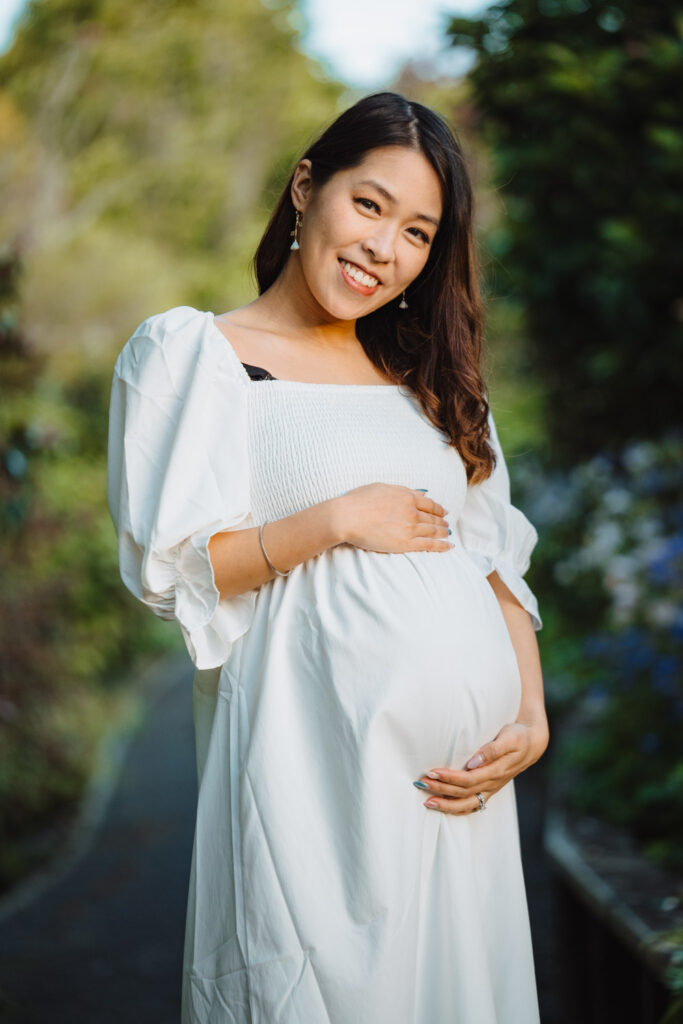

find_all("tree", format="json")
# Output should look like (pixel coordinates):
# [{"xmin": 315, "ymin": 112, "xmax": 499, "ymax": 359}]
[
  {"xmin": 0, "ymin": 0, "xmax": 345, "ymax": 892},
  {"xmin": 447, "ymin": 1, "xmax": 683, "ymax": 462},
  {"xmin": 0, "ymin": 0, "xmax": 343, "ymax": 365}
]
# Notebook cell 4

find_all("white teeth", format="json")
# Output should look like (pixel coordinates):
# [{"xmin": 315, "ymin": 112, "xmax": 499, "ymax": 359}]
[{"xmin": 340, "ymin": 260, "xmax": 379, "ymax": 288}]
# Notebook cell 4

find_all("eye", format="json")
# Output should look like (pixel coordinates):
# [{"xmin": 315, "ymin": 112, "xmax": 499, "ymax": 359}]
[
  {"xmin": 354, "ymin": 197, "xmax": 380, "ymax": 212},
  {"xmin": 354, "ymin": 197, "xmax": 431, "ymax": 244},
  {"xmin": 408, "ymin": 227, "xmax": 431, "ymax": 244}
]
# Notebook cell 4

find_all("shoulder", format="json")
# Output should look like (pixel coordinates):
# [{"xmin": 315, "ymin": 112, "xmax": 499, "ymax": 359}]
[
  {"xmin": 113, "ymin": 305, "xmax": 246, "ymax": 389},
  {"xmin": 131, "ymin": 304, "xmax": 206, "ymax": 341}
]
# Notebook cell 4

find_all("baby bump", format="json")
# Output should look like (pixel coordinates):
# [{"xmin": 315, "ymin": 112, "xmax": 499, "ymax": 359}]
[
  {"xmin": 233, "ymin": 544, "xmax": 524, "ymax": 930},
  {"xmin": 244, "ymin": 543, "xmax": 523, "ymax": 779}
]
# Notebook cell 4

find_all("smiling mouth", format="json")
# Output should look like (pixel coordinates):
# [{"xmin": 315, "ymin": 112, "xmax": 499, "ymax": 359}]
[{"xmin": 338, "ymin": 258, "xmax": 381, "ymax": 289}]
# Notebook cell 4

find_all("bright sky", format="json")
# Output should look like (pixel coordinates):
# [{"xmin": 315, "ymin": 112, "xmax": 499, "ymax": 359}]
[
  {"xmin": 0, "ymin": 0, "xmax": 487, "ymax": 86},
  {"xmin": 298, "ymin": 0, "xmax": 487, "ymax": 86},
  {"xmin": 0, "ymin": 0, "xmax": 25, "ymax": 53}
]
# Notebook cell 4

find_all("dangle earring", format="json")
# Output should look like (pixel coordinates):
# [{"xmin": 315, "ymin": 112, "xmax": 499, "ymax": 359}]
[
  {"xmin": 399, "ymin": 290, "xmax": 409, "ymax": 309},
  {"xmin": 290, "ymin": 210, "xmax": 302, "ymax": 250}
]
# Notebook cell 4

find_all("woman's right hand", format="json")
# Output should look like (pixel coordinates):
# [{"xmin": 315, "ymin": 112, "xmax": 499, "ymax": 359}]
[{"xmin": 333, "ymin": 483, "xmax": 452, "ymax": 554}]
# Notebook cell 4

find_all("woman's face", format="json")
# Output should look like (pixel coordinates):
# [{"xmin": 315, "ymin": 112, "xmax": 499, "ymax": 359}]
[{"xmin": 291, "ymin": 145, "xmax": 443, "ymax": 321}]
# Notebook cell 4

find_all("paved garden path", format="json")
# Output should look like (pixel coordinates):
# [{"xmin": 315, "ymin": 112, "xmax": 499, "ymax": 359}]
[{"xmin": 0, "ymin": 657, "xmax": 561, "ymax": 1023}]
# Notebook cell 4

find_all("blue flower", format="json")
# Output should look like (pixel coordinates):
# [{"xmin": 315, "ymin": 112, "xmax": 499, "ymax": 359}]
[
  {"xmin": 646, "ymin": 534, "xmax": 683, "ymax": 587},
  {"xmin": 638, "ymin": 469, "xmax": 668, "ymax": 497},
  {"xmin": 639, "ymin": 732, "xmax": 661, "ymax": 755},
  {"xmin": 583, "ymin": 634, "xmax": 612, "ymax": 658},
  {"xmin": 670, "ymin": 616, "xmax": 683, "ymax": 644},
  {"xmin": 4, "ymin": 448, "xmax": 28, "ymax": 480},
  {"xmin": 652, "ymin": 657, "xmax": 681, "ymax": 698}
]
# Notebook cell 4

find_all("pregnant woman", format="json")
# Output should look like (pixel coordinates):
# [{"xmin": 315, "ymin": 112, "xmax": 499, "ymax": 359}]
[{"xmin": 107, "ymin": 91, "xmax": 549, "ymax": 1023}]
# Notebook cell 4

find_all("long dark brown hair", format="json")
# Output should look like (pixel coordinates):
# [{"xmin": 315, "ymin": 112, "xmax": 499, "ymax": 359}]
[{"xmin": 252, "ymin": 91, "xmax": 495, "ymax": 483}]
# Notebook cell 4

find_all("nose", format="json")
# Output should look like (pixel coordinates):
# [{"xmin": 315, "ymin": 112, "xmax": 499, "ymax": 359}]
[{"xmin": 361, "ymin": 225, "xmax": 396, "ymax": 265}]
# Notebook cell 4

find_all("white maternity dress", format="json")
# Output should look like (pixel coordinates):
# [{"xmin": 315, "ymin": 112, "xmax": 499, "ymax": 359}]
[{"xmin": 107, "ymin": 305, "xmax": 544, "ymax": 1024}]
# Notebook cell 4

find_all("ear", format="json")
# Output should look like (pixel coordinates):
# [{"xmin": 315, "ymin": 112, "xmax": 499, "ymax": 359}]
[{"xmin": 291, "ymin": 159, "xmax": 314, "ymax": 213}]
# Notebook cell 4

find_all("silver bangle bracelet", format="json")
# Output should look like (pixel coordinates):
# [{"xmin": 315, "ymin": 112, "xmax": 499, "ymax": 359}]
[{"xmin": 259, "ymin": 522, "xmax": 292, "ymax": 577}]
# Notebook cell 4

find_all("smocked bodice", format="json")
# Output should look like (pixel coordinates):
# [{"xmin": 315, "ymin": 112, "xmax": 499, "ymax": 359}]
[{"xmin": 243, "ymin": 379, "xmax": 468, "ymax": 528}]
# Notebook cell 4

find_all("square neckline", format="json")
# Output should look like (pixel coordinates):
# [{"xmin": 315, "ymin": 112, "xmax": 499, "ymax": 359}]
[{"xmin": 208, "ymin": 312, "xmax": 405, "ymax": 391}]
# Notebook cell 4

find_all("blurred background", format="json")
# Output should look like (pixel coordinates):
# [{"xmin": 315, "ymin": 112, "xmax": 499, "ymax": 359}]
[{"xmin": 0, "ymin": 1, "xmax": 681, "ymax": 1022}]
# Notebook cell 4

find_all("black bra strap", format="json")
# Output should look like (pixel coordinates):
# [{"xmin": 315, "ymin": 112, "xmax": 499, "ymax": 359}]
[{"xmin": 241, "ymin": 361, "xmax": 279, "ymax": 381}]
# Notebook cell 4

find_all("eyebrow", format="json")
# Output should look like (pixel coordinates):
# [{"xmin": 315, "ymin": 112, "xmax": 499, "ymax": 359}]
[{"xmin": 357, "ymin": 179, "xmax": 441, "ymax": 229}]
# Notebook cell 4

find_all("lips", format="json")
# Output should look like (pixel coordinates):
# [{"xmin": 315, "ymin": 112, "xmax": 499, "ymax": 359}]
[{"xmin": 338, "ymin": 258, "xmax": 382, "ymax": 290}]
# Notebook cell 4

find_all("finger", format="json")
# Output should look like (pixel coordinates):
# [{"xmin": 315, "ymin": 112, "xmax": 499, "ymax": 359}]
[
  {"xmin": 428, "ymin": 736, "xmax": 517, "ymax": 777},
  {"xmin": 426, "ymin": 739, "xmax": 508, "ymax": 777},
  {"xmin": 417, "ymin": 507, "xmax": 448, "ymax": 524},
  {"xmin": 464, "ymin": 738, "xmax": 507, "ymax": 770},
  {"xmin": 418, "ymin": 769, "xmax": 501, "ymax": 794},
  {"xmin": 414, "ymin": 773, "xmax": 508, "ymax": 801},
  {"xmin": 423, "ymin": 756, "xmax": 516, "ymax": 790},
  {"xmin": 415, "ymin": 778, "xmax": 472, "ymax": 797},
  {"xmin": 412, "ymin": 491, "xmax": 447, "ymax": 516},
  {"xmin": 413, "ymin": 516, "xmax": 450, "ymax": 540},
  {"xmin": 424, "ymin": 790, "xmax": 491, "ymax": 815},
  {"xmin": 409, "ymin": 537, "xmax": 454, "ymax": 552},
  {"xmin": 413, "ymin": 520, "xmax": 450, "ymax": 538}
]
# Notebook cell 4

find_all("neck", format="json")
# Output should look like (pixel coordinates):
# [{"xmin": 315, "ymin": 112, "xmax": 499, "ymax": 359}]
[{"xmin": 253, "ymin": 254, "xmax": 360, "ymax": 352}]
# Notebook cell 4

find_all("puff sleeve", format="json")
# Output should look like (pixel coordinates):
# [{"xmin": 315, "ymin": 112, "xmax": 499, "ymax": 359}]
[
  {"xmin": 455, "ymin": 409, "xmax": 543, "ymax": 631},
  {"xmin": 106, "ymin": 306, "xmax": 257, "ymax": 670}
]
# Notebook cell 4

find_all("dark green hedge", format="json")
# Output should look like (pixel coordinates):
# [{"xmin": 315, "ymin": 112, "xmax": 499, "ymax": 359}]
[{"xmin": 448, "ymin": 0, "xmax": 683, "ymax": 463}]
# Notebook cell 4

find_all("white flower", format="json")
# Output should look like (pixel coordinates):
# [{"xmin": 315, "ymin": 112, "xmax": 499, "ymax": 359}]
[
  {"xmin": 554, "ymin": 561, "xmax": 578, "ymax": 585},
  {"xmin": 608, "ymin": 579, "xmax": 640, "ymax": 626},
  {"xmin": 581, "ymin": 520, "xmax": 623, "ymax": 566},
  {"xmin": 533, "ymin": 487, "xmax": 572, "ymax": 525},
  {"xmin": 646, "ymin": 600, "xmax": 679, "ymax": 628},
  {"xmin": 622, "ymin": 441, "xmax": 657, "ymax": 473},
  {"xmin": 604, "ymin": 555, "xmax": 639, "ymax": 584},
  {"xmin": 602, "ymin": 488, "xmax": 632, "ymax": 515},
  {"xmin": 633, "ymin": 517, "xmax": 661, "ymax": 543}
]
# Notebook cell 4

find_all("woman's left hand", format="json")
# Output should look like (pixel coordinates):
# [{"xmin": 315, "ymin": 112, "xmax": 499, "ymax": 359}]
[{"xmin": 414, "ymin": 720, "xmax": 549, "ymax": 815}]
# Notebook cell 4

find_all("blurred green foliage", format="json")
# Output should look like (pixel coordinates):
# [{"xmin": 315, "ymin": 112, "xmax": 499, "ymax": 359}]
[
  {"xmin": 0, "ymin": 1, "xmax": 550, "ymax": 892},
  {"xmin": 0, "ymin": 0, "xmax": 343, "ymax": 367},
  {"xmin": 388, "ymin": 68, "xmax": 548, "ymax": 457},
  {"xmin": 446, "ymin": 0, "xmax": 683, "ymax": 465},
  {"xmin": 516, "ymin": 433, "xmax": 683, "ymax": 870},
  {"xmin": 445, "ymin": 1, "xmax": 683, "ymax": 884},
  {"xmin": 0, "ymin": 0, "xmax": 344, "ymax": 893},
  {"xmin": 0, "ymin": 245, "xmax": 183, "ymax": 890}
]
